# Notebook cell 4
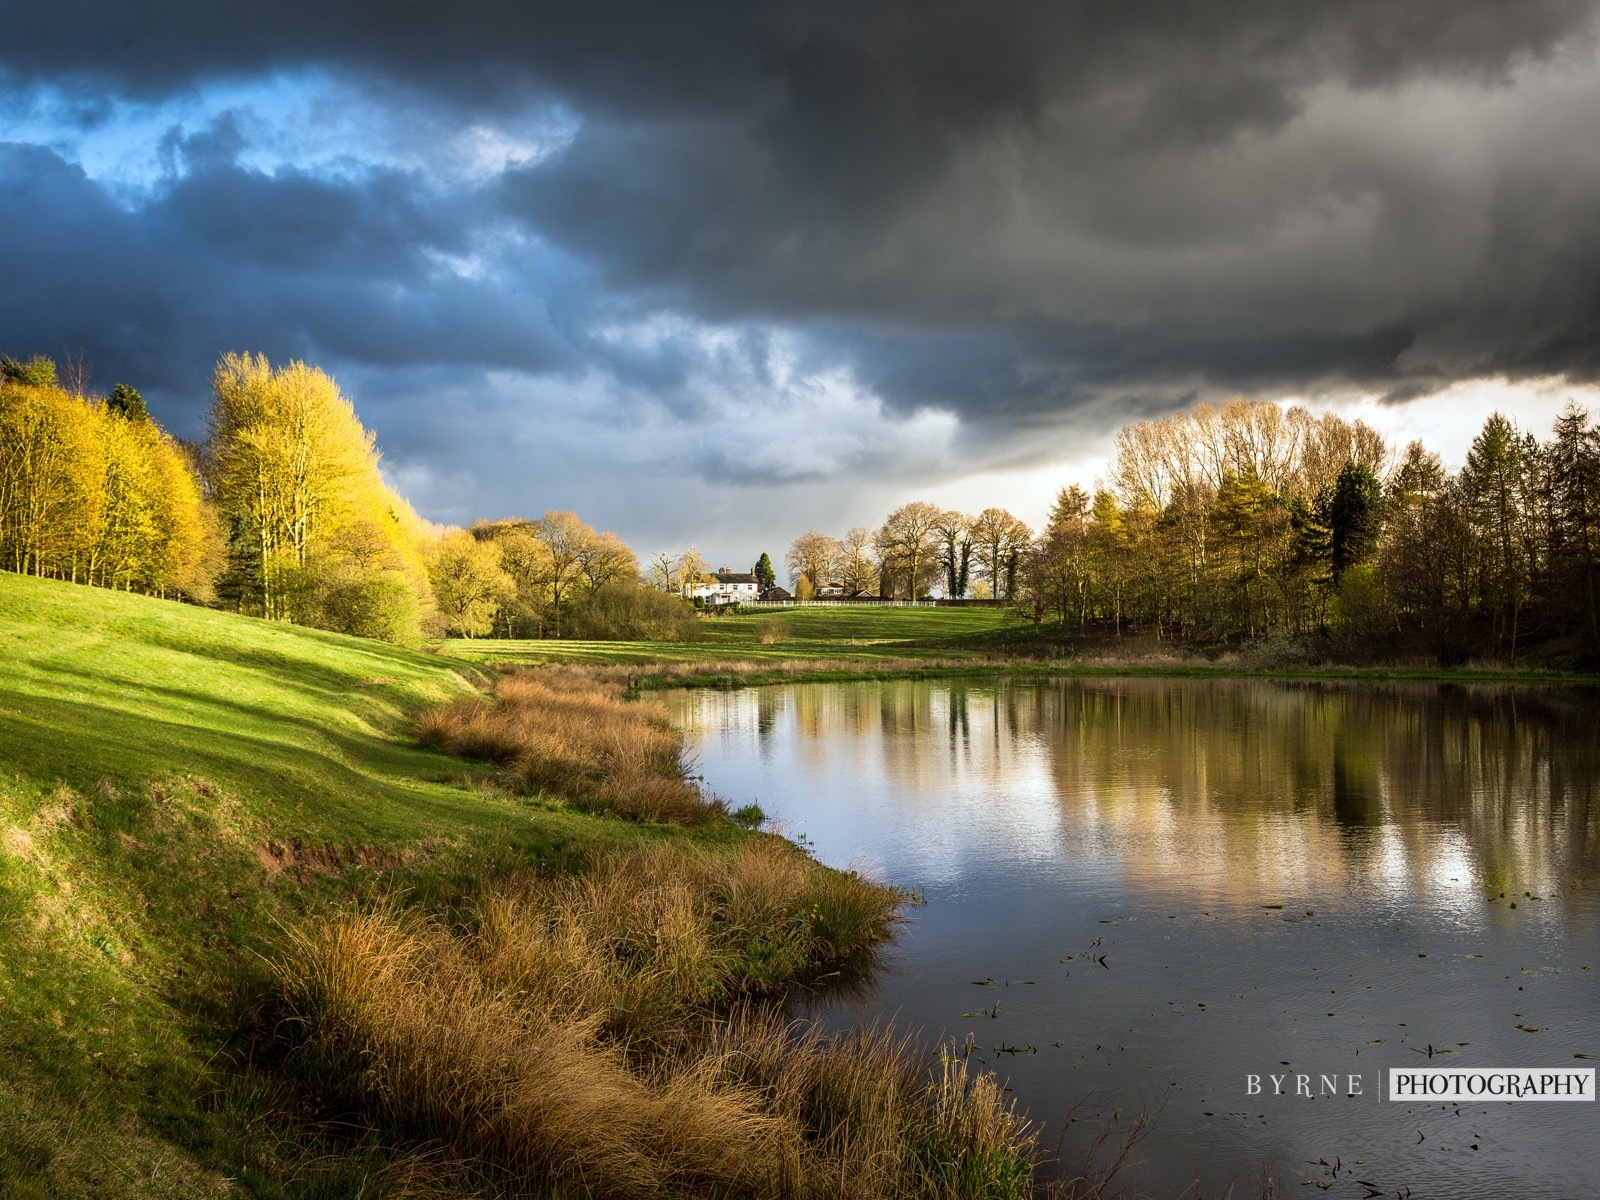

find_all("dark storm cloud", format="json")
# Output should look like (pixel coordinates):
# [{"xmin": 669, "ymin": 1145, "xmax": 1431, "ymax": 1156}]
[
  {"xmin": 479, "ymin": 1, "xmax": 1600, "ymax": 413},
  {"xmin": 6, "ymin": 2, "xmax": 1590, "ymax": 113},
  {"xmin": 3, "ymin": 0, "xmax": 1599, "ymax": 459},
  {"xmin": 0, "ymin": 122, "xmax": 581, "ymax": 431}
]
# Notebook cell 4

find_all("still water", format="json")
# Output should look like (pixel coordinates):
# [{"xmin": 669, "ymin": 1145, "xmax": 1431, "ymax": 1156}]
[{"xmin": 668, "ymin": 679, "xmax": 1600, "ymax": 1199}]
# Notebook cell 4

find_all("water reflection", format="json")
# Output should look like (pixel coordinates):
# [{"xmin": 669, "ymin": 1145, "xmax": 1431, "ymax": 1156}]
[
  {"xmin": 670, "ymin": 679, "xmax": 1600, "ymax": 1199},
  {"xmin": 682, "ymin": 680, "xmax": 1600, "ymax": 912}
]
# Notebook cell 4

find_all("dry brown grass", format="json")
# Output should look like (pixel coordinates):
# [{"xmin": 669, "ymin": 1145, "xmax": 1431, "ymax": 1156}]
[
  {"xmin": 476, "ymin": 839, "xmax": 904, "ymax": 1027},
  {"xmin": 277, "ymin": 841, "xmax": 1032, "ymax": 1199},
  {"xmin": 417, "ymin": 670, "xmax": 715, "ymax": 824}
]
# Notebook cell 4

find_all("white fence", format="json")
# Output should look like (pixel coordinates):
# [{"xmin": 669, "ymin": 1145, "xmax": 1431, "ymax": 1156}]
[{"xmin": 743, "ymin": 598, "xmax": 938, "ymax": 607}]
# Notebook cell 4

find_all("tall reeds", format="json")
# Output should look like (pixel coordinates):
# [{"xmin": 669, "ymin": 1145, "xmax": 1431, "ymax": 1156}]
[
  {"xmin": 277, "ymin": 841, "xmax": 1035, "ymax": 1199},
  {"xmin": 417, "ymin": 670, "xmax": 714, "ymax": 823}
]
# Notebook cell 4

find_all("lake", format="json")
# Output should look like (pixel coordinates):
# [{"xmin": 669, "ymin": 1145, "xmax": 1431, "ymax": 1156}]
[{"xmin": 667, "ymin": 678, "xmax": 1600, "ymax": 1199}]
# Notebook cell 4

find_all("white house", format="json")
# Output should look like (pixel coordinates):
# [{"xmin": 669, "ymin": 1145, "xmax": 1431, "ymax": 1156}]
[{"xmin": 691, "ymin": 568, "xmax": 761, "ymax": 606}]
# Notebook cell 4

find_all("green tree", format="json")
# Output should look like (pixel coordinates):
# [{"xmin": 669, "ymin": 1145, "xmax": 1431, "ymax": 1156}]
[
  {"xmin": 753, "ymin": 551, "xmax": 776, "ymax": 591},
  {"xmin": 107, "ymin": 384, "xmax": 147, "ymax": 421},
  {"xmin": 1209, "ymin": 468, "xmax": 1286, "ymax": 639},
  {"xmin": 0, "ymin": 355, "xmax": 58, "ymax": 387},
  {"xmin": 1545, "ymin": 403, "xmax": 1600, "ymax": 660},
  {"xmin": 1327, "ymin": 460, "xmax": 1384, "ymax": 583},
  {"xmin": 1087, "ymin": 490, "xmax": 1128, "ymax": 635},
  {"xmin": 1461, "ymin": 413, "xmax": 1531, "ymax": 659},
  {"xmin": 314, "ymin": 573, "xmax": 422, "ymax": 643}
]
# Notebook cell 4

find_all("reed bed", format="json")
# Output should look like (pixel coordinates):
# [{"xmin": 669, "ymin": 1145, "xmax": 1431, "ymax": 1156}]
[
  {"xmin": 278, "ymin": 840, "xmax": 1034, "ymax": 1199},
  {"xmin": 417, "ymin": 670, "xmax": 714, "ymax": 823}
]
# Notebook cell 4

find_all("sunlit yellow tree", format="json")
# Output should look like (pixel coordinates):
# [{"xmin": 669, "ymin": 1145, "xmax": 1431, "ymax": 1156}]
[
  {"xmin": 206, "ymin": 353, "xmax": 429, "ymax": 630},
  {"xmin": 0, "ymin": 369, "xmax": 211, "ymax": 597},
  {"xmin": 429, "ymin": 529, "xmax": 513, "ymax": 637},
  {"xmin": 0, "ymin": 381, "xmax": 104, "ymax": 577}
]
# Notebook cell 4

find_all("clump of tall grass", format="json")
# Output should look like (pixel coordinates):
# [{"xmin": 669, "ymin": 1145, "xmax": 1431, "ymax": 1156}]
[
  {"xmin": 417, "ymin": 670, "xmax": 715, "ymax": 824},
  {"xmin": 475, "ymin": 839, "xmax": 904, "ymax": 1021},
  {"xmin": 277, "ymin": 840, "xmax": 1034, "ymax": 1199}
]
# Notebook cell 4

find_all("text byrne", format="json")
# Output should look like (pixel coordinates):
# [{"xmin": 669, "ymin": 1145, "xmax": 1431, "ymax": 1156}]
[{"xmin": 1247, "ymin": 1074, "xmax": 1361, "ymax": 1096}]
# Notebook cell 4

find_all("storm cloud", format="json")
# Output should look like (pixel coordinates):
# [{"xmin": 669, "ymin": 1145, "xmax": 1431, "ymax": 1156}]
[{"xmin": 3, "ymin": 1, "xmax": 1599, "ymax": 548}]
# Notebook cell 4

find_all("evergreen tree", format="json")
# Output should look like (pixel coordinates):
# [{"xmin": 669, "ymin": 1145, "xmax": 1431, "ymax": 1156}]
[
  {"xmin": 1461, "ymin": 413, "xmax": 1530, "ymax": 658},
  {"xmin": 753, "ymin": 551, "xmax": 776, "ymax": 591},
  {"xmin": 1546, "ymin": 403, "xmax": 1600, "ymax": 659},
  {"xmin": 1327, "ymin": 460, "xmax": 1384, "ymax": 582},
  {"xmin": 107, "ymin": 383, "xmax": 147, "ymax": 421}
]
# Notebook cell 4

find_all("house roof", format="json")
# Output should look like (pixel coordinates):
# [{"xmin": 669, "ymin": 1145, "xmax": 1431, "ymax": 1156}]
[{"xmin": 713, "ymin": 572, "xmax": 757, "ymax": 584}]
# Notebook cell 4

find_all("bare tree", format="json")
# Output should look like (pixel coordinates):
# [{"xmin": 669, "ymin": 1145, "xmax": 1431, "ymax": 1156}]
[
  {"xmin": 532, "ymin": 510, "xmax": 592, "ymax": 637},
  {"xmin": 931, "ymin": 508, "xmax": 971, "ymax": 598},
  {"xmin": 840, "ymin": 526, "xmax": 877, "ymax": 595},
  {"xmin": 577, "ymin": 530, "xmax": 638, "ymax": 589},
  {"xmin": 875, "ymin": 502, "xmax": 944, "ymax": 598},
  {"xmin": 970, "ymin": 507, "xmax": 1033, "ymax": 600},
  {"xmin": 61, "ymin": 347, "xmax": 93, "ymax": 398},
  {"xmin": 676, "ymin": 545, "xmax": 713, "ymax": 597},
  {"xmin": 785, "ymin": 529, "xmax": 844, "ymax": 590},
  {"xmin": 646, "ymin": 549, "xmax": 676, "ymax": 593}
]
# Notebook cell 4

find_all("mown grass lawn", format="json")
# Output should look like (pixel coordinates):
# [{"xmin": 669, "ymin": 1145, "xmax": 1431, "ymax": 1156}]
[{"xmin": 436, "ymin": 604, "xmax": 1027, "ymax": 667}]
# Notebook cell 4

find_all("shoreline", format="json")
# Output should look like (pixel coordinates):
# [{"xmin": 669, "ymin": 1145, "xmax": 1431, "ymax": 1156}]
[{"xmin": 438, "ymin": 648, "xmax": 1600, "ymax": 691}]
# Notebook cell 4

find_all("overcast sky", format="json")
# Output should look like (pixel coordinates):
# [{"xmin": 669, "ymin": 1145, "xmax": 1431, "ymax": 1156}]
[{"xmin": 5, "ymin": 1, "xmax": 1600, "ymax": 567}]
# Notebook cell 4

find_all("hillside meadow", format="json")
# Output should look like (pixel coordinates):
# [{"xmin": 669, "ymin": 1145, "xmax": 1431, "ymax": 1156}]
[{"xmin": 0, "ymin": 574, "xmax": 1037, "ymax": 1199}]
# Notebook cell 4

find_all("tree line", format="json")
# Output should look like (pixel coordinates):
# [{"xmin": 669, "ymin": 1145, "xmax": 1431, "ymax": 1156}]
[
  {"xmin": 0, "ymin": 356, "xmax": 212, "ymax": 597},
  {"xmin": 1022, "ymin": 397, "xmax": 1600, "ymax": 666},
  {"xmin": 781, "ymin": 505, "xmax": 1034, "ymax": 601},
  {"xmin": 0, "ymin": 351, "xmax": 664, "ymax": 644},
  {"xmin": 779, "ymin": 397, "xmax": 1597, "ymax": 666},
  {"xmin": 433, "ymin": 514, "xmax": 690, "ymax": 641},
  {"xmin": 777, "ymin": 396, "xmax": 1599, "ymax": 665},
  {"xmin": 7, "ymin": 350, "xmax": 1596, "ymax": 664}
]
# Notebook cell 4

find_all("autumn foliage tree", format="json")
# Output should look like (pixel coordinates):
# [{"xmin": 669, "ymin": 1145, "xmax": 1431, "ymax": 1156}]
[
  {"xmin": 206, "ymin": 353, "xmax": 433, "ymax": 639},
  {"xmin": 1011, "ymin": 396, "xmax": 1600, "ymax": 667},
  {"xmin": 465, "ymin": 512, "xmax": 649, "ymax": 637},
  {"xmin": 429, "ymin": 530, "xmax": 513, "ymax": 637},
  {"xmin": 874, "ymin": 502, "xmax": 945, "ymax": 598},
  {"xmin": 0, "ymin": 360, "xmax": 212, "ymax": 597}
]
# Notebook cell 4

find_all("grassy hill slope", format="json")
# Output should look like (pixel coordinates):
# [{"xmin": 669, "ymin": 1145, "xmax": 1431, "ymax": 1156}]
[{"xmin": 0, "ymin": 574, "xmax": 687, "ymax": 1197}]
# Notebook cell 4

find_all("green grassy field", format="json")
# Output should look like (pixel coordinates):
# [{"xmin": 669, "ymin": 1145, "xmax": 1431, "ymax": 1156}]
[
  {"xmin": 0, "ymin": 573, "xmax": 731, "ymax": 1197},
  {"xmin": 433, "ymin": 603, "xmax": 1600, "ymax": 687},
  {"xmin": 5, "ymin": 577, "xmax": 1586, "ymax": 1196},
  {"xmin": 437, "ymin": 604, "xmax": 1024, "ymax": 667}
]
